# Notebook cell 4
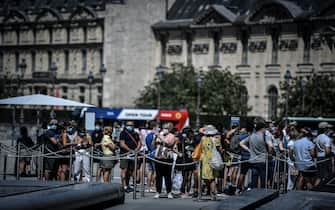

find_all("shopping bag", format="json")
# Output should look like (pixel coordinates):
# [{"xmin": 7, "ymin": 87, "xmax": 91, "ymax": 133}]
[
  {"xmin": 192, "ymin": 142, "xmax": 202, "ymax": 160},
  {"xmin": 210, "ymin": 145, "xmax": 224, "ymax": 170},
  {"xmin": 172, "ymin": 172, "xmax": 183, "ymax": 191}
]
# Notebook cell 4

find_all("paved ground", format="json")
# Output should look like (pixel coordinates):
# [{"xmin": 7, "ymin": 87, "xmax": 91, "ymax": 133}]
[{"xmin": 107, "ymin": 192, "xmax": 226, "ymax": 210}]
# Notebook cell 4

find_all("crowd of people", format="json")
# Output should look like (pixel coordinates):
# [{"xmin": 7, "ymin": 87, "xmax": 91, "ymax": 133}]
[{"xmin": 15, "ymin": 118, "xmax": 335, "ymax": 200}]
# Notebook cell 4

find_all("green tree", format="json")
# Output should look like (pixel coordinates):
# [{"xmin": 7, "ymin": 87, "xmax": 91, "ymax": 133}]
[
  {"xmin": 135, "ymin": 65, "xmax": 250, "ymax": 124},
  {"xmin": 279, "ymin": 74, "xmax": 335, "ymax": 117}
]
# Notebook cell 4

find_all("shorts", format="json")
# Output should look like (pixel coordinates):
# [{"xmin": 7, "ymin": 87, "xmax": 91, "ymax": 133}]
[
  {"xmin": 44, "ymin": 157, "xmax": 59, "ymax": 171},
  {"xmin": 120, "ymin": 159, "xmax": 135, "ymax": 170},
  {"xmin": 299, "ymin": 166, "xmax": 317, "ymax": 178},
  {"xmin": 240, "ymin": 161, "xmax": 252, "ymax": 175},
  {"xmin": 100, "ymin": 155, "xmax": 115, "ymax": 169},
  {"xmin": 147, "ymin": 160, "xmax": 155, "ymax": 172}
]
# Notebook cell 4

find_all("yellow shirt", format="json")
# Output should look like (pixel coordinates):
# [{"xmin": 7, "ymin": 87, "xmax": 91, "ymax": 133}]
[{"xmin": 101, "ymin": 135, "xmax": 114, "ymax": 155}]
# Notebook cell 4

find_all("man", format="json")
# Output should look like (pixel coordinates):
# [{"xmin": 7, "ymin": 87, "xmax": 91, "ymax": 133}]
[
  {"xmin": 240, "ymin": 121, "xmax": 273, "ymax": 189},
  {"xmin": 43, "ymin": 119, "xmax": 61, "ymax": 180},
  {"xmin": 145, "ymin": 121, "xmax": 159, "ymax": 193},
  {"xmin": 236, "ymin": 127, "xmax": 251, "ymax": 194},
  {"xmin": 17, "ymin": 126, "xmax": 34, "ymax": 176},
  {"xmin": 290, "ymin": 127, "xmax": 316, "ymax": 190},
  {"xmin": 314, "ymin": 122, "xmax": 333, "ymax": 184},
  {"xmin": 119, "ymin": 121, "xmax": 142, "ymax": 193},
  {"xmin": 91, "ymin": 122, "xmax": 104, "ymax": 182}
]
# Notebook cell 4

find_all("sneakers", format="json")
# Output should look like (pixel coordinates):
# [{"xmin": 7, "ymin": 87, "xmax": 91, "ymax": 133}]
[
  {"xmin": 154, "ymin": 193, "xmax": 160, "ymax": 199},
  {"xmin": 210, "ymin": 192, "xmax": 217, "ymax": 201},
  {"xmin": 192, "ymin": 192, "xmax": 199, "ymax": 198},
  {"xmin": 167, "ymin": 193, "xmax": 173, "ymax": 199},
  {"xmin": 180, "ymin": 193, "xmax": 188, "ymax": 199}
]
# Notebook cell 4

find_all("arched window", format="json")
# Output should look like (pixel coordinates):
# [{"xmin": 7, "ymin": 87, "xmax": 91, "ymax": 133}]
[{"xmin": 268, "ymin": 86, "xmax": 278, "ymax": 120}]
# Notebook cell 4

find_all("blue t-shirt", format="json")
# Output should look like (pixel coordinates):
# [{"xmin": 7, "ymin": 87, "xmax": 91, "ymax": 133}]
[
  {"xmin": 293, "ymin": 137, "xmax": 315, "ymax": 171},
  {"xmin": 145, "ymin": 132, "xmax": 156, "ymax": 152}
]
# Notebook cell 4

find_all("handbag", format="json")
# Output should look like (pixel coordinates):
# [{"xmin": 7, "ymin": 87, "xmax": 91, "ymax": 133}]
[
  {"xmin": 210, "ymin": 138, "xmax": 224, "ymax": 170},
  {"xmin": 192, "ymin": 142, "xmax": 202, "ymax": 160}
]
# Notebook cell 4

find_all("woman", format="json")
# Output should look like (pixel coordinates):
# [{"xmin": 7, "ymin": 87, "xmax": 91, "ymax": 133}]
[
  {"xmin": 200, "ymin": 125, "xmax": 221, "ymax": 200},
  {"xmin": 153, "ymin": 122, "xmax": 177, "ymax": 199},
  {"xmin": 73, "ymin": 127, "xmax": 92, "ymax": 182},
  {"xmin": 100, "ymin": 126, "xmax": 116, "ymax": 182}
]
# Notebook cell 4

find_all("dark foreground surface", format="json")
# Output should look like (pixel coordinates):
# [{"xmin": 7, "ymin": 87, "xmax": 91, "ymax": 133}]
[{"xmin": 0, "ymin": 180, "xmax": 124, "ymax": 210}]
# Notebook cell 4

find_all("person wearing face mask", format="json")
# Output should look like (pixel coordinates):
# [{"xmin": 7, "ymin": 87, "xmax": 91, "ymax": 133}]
[
  {"xmin": 91, "ymin": 122, "xmax": 104, "ymax": 181},
  {"xmin": 119, "ymin": 121, "xmax": 142, "ymax": 193},
  {"xmin": 43, "ymin": 119, "xmax": 61, "ymax": 180},
  {"xmin": 153, "ymin": 122, "xmax": 177, "ymax": 199},
  {"xmin": 73, "ymin": 127, "xmax": 93, "ymax": 182}
]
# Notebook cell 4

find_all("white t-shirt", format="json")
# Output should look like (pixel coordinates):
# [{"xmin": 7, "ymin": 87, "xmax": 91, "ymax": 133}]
[{"xmin": 314, "ymin": 133, "xmax": 331, "ymax": 158}]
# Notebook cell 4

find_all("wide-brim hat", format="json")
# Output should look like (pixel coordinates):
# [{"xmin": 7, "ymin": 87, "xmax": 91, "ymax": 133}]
[
  {"xmin": 318, "ymin": 122, "xmax": 333, "ymax": 129},
  {"xmin": 204, "ymin": 125, "xmax": 218, "ymax": 135}
]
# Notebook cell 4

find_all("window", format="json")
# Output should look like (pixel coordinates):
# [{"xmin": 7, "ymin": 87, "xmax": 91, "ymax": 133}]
[
  {"xmin": 31, "ymin": 51, "xmax": 36, "ymax": 72},
  {"xmin": 15, "ymin": 52, "xmax": 19, "ymax": 72},
  {"xmin": 98, "ymin": 96, "xmax": 102, "ymax": 107},
  {"xmin": 64, "ymin": 50, "xmax": 69, "ymax": 72},
  {"xmin": 0, "ymin": 52, "xmax": 3, "ymax": 72},
  {"xmin": 62, "ymin": 95, "xmax": 68, "ymax": 99},
  {"xmin": 268, "ymin": 86, "xmax": 278, "ymax": 120},
  {"xmin": 79, "ymin": 96, "xmax": 84, "ymax": 103},
  {"xmin": 82, "ymin": 49, "xmax": 87, "ymax": 72},
  {"xmin": 62, "ymin": 86, "xmax": 68, "ymax": 93},
  {"xmin": 80, "ymin": 86, "xmax": 85, "ymax": 93},
  {"xmin": 97, "ymin": 86, "xmax": 102, "ymax": 93},
  {"xmin": 48, "ymin": 51, "xmax": 52, "ymax": 70}
]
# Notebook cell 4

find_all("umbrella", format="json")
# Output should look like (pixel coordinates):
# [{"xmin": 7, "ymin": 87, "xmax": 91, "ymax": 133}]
[{"xmin": 0, "ymin": 94, "xmax": 94, "ymax": 107}]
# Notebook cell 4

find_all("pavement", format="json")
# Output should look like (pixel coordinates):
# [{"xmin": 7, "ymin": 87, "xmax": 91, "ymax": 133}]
[{"xmin": 107, "ymin": 191, "xmax": 228, "ymax": 210}]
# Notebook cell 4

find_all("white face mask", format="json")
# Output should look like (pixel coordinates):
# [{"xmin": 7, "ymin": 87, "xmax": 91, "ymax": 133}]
[{"xmin": 162, "ymin": 129, "xmax": 169, "ymax": 134}]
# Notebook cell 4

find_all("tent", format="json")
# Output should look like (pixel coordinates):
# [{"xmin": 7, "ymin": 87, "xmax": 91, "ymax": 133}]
[{"xmin": 0, "ymin": 94, "xmax": 94, "ymax": 107}]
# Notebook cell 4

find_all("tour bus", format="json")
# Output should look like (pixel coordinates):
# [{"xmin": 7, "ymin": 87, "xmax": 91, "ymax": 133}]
[
  {"xmin": 82, "ymin": 107, "xmax": 189, "ymax": 131},
  {"xmin": 281, "ymin": 117, "xmax": 335, "ymax": 130}
]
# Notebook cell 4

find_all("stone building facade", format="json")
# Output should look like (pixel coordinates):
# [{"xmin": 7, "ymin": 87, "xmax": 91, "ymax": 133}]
[
  {"xmin": 0, "ymin": 0, "xmax": 334, "ymax": 121},
  {"xmin": 152, "ymin": 0, "xmax": 335, "ymax": 120}
]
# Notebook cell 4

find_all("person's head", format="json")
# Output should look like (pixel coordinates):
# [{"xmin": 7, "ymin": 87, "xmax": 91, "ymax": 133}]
[
  {"xmin": 255, "ymin": 121, "xmax": 266, "ymax": 131},
  {"xmin": 318, "ymin": 122, "xmax": 333, "ymax": 134},
  {"xmin": 149, "ymin": 121, "xmax": 158, "ymax": 130},
  {"xmin": 103, "ymin": 126, "xmax": 113, "ymax": 136},
  {"xmin": 125, "ymin": 121, "xmax": 135, "ymax": 132},
  {"xmin": 20, "ymin": 126, "xmax": 28, "ymax": 137},
  {"xmin": 162, "ymin": 122, "xmax": 174, "ymax": 135},
  {"xmin": 204, "ymin": 125, "xmax": 218, "ymax": 137},
  {"xmin": 48, "ymin": 119, "xmax": 58, "ymax": 130},
  {"xmin": 77, "ymin": 127, "xmax": 86, "ymax": 138},
  {"xmin": 95, "ymin": 122, "xmax": 102, "ymax": 131}
]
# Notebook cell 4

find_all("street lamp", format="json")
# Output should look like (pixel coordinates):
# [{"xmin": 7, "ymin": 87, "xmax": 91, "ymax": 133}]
[
  {"xmin": 19, "ymin": 59, "xmax": 27, "ymax": 96},
  {"xmin": 88, "ymin": 71, "xmax": 94, "ymax": 104},
  {"xmin": 50, "ymin": 62, "xmax": 58, "ymax": 96},
  {"xmin": 300, "ymin": 79, "xmax": 306, "ymax": 115},
  {"xmin": 196, "ymin": 69, "xmax": 204, "ymax": 128},
  {"xmin": 284, "ymin": 69, "xmax": 292, "ymax": 120},
  {"xmin": 19, "ymin": 59, "xmax": 27, "ymax": 123},
  {"xmin": 49, "ymin": 62, "xmax": 57, "ymax": 119},
  {"xmin": 99, "ymin": 64, "xmax": 107, "ymax": 107},
  {"xmin": 156, "ymin": 65, "xmax": 165, "ymax": 123}
]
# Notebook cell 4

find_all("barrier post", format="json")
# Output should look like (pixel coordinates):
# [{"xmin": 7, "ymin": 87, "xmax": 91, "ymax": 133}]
[
  {"xmin": 133, "ymin": 152, "xmax": 138, "ymax": 200},
  {"xmin": 283, "ymin": 152, "xmax": 287, "ymax": 193},
  {"xmin": 265, "ymin": 153, "xmax": 268, "ymax": 191},
  {"xmin": 90, "ymin": 146, "xmax": 94, "ymax": 178},
  {"xmin": 141, "ymin": 152, "xmax": 146, "ymax": 198},
  {"xmin": 3, "ymin": 154, "xmax": 7, "ymax": 180},
  {"xmin": 41, "ymin": 144, "xmax": 45, "ymax": 180},
  {"xmin": 16, "ymin": 142, "xmax": 21, "ymax": 180},
  {"xmin": 197, "ymin": 160, "xmax": 202, "ymax": 201},
  {"xmin": 69, "ymin": 146, "xmax": 73, "ymax": 181}
]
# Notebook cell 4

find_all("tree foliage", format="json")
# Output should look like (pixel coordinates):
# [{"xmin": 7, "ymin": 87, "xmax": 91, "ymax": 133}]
[
  {"xmin": 135, "ymin": 65, "xmax": 250, "ymax": 123},
  {"xmin": 279, "ymin": 74, "xmax": 335, "ymax": 117}
]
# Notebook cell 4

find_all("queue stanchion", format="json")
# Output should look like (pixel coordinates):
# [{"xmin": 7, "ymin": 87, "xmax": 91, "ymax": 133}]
[
  {"xmin": 90, "ymin": 146, "xmax": 94, "ymax": 178},
  {"xmin": 283, "ymin": 152, "xmax": 287, "ymax": 193},
  {"xmin": 133, "ymin": 152, "xmax": 138, "ymax": 200},
  {"xmin": 197, "ymin": 160, "xmax": 202, "ymax": 201},
  {"xmin": 265, "ymin": 153, "xmax": 268, "ymax": 191},
  {"xmin": 69, "ymin": 146, "xmax": 73, "ymax": 181},
  {"xmin": 141, "ymin": 152, "xmax": 146, "ymax": 198},
  {"xmin": 41, "ymin": 144, "xmax": 45, "ymax": 180},
  {"xmin": 3, "ymin": 154, "xmax": 7, "ymax": 180},
  {"xmin": 16, "ymin": 142, "xmax": 21, "ymax": 180}
]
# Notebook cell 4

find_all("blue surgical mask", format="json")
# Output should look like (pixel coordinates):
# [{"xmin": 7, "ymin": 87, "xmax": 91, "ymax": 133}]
[
  {"xmin": 78, "ymin": 132, "xmax": 86, "ymax": 138},
  {"xmin": 126, "ymin": 125, "xmax": 134, "ymax": 131},
  {"xmin": 66, "ymin": 127, "xmax": 72, "ymax": 133},
  {"xmin": 95, "ymin": 126, "xmax": 101, "ymax": 131},
  {"xmin": 48, "ymin": 125, "xmax": 57, "ymax": 130},
  {"xmin": 155, "ymin": 128, "xmax": 161, "ymax": 133}
]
